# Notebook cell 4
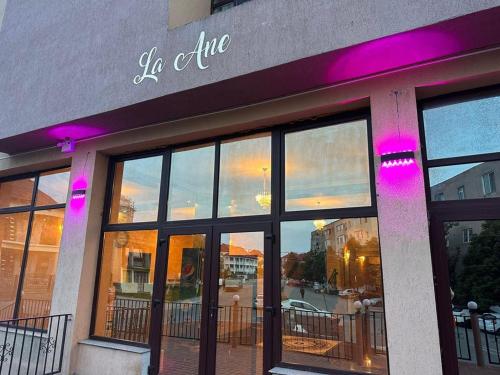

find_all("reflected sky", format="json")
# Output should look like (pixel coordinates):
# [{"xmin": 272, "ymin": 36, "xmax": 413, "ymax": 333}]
[
  {"xmin": 429, "ymin": 163, "xmax": 481, "ymax": 186},
  {"xmin": 423, "ymin": 95, "xmax": 500, "ymax": 160},
  {"xmin": 111, "ymin": 157, "xmax": 163, "ymax": 223},
  {"xmin": 36, "ymin": 169, "xmax": 70, "ymax": 205},
  {"xmin": 281, "ymin": 219, "xmax": 337, "ymax": 253},
  {"xmin": 168, "ymin": 144, "xmax": 215, "ymax": 220},
  {"xmin": 285, "ymin": 120, "xmax": 371, "ymax": 211}
]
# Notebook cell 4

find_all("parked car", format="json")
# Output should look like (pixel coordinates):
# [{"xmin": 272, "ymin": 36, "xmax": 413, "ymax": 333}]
[
  {"xmin": 254, "ymin": 293, "xmax": 264, "ymax": 309},
  {"xmin": 479, "ymin": 312, "xmax": 500, "ymax": 333},
  {"xmin": 338, "ymin": 288, "xmax": 360, "ymax": 298},
  {"xmin": 452, "ymin": 306, "xmax": 470, "ymax": 326},
  {"xmin": 313, "ymin": 282, "xmax": 322, "ymax": 293},
  {"xmin": 281, "ymin": 299, "xmax": 331, "ymax": 318},
  {"xmin": 223, "ymin": 278, "xmax": 242, "ymax": 291}
]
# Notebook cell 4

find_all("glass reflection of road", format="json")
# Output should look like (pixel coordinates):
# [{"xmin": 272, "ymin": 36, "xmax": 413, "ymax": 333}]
[{"xmin": 284, "ymin": 285, "xmax": 348, "ymax": 313}]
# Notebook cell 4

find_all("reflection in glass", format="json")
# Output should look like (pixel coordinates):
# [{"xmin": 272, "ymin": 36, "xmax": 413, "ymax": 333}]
[
  {"xmin": 168, "ymin": 144, "xmax": 215, "ymax": 221},
  {"xmin": 0, "ymin": 212, "xmax": 30, "ymax": 319},
  {"xmin": 109, "ymin": 157, "xmax": 163, "ymax": 223},
  {"xmin": 216, "ymin": 232, "xmax": 264, "ymax": 375},
  {"xmin": 429, "ymin": 161, "xmax": 499, "ymax": 201},
  {"xmin": 285, "ymin": 120, "xmax": 371, "ymax": 211},
  {"xmin": 423, "ymin": 94, "xmax": 500, "ymax": 160},
  {"xmin": 159, "ymin": 235, "xmax": 205, "ymax": 375},
  {"xmin": 445, "ymin": 220, "xmax": 500, "ymax": 371},
  {"xmin": 218, "ymin": 133, "xmax": 271, "ymax": 217},
  {"xmin": 280, "ymin": 218, "xmax": 387, "ymax": 374},
  {"xmin": 19, "ymin": 209, "xmax": 65, "ymax": 318},
  {"xmin": 94, "ymin": 230, "xmax": 158, "ymax": 343},
  {"xmin": 0, "ymin": 177, "xmax": 35, "ymax": 208},
  {"xmin": 35, "ymin": 168, "xmax": 71, "ymax": 206}
]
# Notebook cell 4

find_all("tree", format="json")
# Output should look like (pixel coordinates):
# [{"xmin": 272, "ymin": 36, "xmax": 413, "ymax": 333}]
[{"xmin": 454, "ymin": 221, "xmax": 500, "ymax": 311}]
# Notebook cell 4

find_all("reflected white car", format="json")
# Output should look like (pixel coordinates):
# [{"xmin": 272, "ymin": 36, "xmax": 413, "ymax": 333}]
[
  {"xmin": 338, "ymin": 288, "xmax": 359, "ymax": 297},
  {"xmin": 281, "ymin": 299, "xmax": 332, "ymax": 318},
  {"xmin": 479, "ymin": 313, "xmax": 500, "ymax": 333},
  {"xmin": 452, "ymin": 307, "xmax": 470, "ymax": 325}
]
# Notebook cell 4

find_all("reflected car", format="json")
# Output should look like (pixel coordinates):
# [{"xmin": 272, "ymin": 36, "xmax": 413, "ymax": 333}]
[
  {"xmin": 253, "ymin": 293, "xmax": 264, "ymax": 309},
  {"xmin": 281, "ymin": 299, "xmax": 332, "ymax": 318},
  {"xmin": 452, "ymin": 307, "xmax": 470, "ymax": 326},
  {"xmin": 313, "ymin": 282, "xmax": 322, "ymax": 293},
  {"xmin": 338, "ymin": 288, "xmax": 360, "ymax": 298},
  {"xmin": 479, "ymin": 313, "xmax": 500, "ymax": 333}
]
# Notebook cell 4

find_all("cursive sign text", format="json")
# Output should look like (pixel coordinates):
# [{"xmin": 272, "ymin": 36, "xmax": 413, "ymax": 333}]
[{"xmin": 174, "ymin": 31, "xmax": 231, "ymax": 71}]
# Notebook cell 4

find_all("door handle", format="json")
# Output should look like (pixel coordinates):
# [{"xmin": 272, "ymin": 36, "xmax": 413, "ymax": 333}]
[
  {"xmin": 209, "ymin": 305, "xmax": 223, "ymax": 319},
  {"xmin": 152, "ymin": 298, "xmax": 162, "ymax": 308}
]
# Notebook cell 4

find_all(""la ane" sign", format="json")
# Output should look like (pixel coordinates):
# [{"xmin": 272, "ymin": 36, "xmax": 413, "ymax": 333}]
[{"xmin": 133, "ymin": 31, "xmax": 231, "ymax": 85}]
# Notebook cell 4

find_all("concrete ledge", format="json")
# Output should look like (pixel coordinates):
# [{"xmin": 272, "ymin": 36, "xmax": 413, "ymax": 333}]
[
  {"xmin": 75, "ymin": 339, "xmax": 150, "ymax": 375},
  {"xmin": 79, "ymin": 338, "xmax": 150, "ymax": 354}
]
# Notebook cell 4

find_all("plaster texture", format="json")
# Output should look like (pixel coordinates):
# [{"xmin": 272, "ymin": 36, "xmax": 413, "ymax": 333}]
[
  {"xmin": 371, "ymin": 85, "xmax": 443, "ymax": 375},
  {"xmin": 49, "ymin": 147, "xmax": 109, "ymax": 374},
  {"xmin": 0, "ymin": 0, "xmax": 499, "ymax": 141},
  {"xmin": 75, "ymin": 340, "xmax": 150, "ymax": 375}
]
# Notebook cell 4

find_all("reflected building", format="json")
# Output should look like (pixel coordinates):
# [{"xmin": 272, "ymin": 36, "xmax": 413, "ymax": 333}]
[
  {"xmin": 220, "ymin": 243, "xmax": 261, "ymax": 278},
  {"xmin": 430, "ymin": 161, "xmax": 499, "ymax": 293},
  {"xmin": 323, "ymin": 218, "xmax": 380, "ymax": 292}
]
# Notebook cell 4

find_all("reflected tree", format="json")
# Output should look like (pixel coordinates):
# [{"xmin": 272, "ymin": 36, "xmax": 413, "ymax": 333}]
[{"xmin": 455, "ymin": 221, "xmax": 500, "ymax": 311}]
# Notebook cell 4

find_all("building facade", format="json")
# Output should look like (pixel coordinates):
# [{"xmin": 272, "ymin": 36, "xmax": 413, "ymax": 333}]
[{"xmin": 0, "ymin": 1, "xmax": 500, "ymax": 375}]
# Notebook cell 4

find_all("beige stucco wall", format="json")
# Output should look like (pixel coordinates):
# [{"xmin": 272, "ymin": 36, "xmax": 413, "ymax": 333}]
[
  {"xmin": 0, "ymin": 47, "xmax": 499, "ymax": 374},
  {"xmin": 168, "ymin": 0, "xmax": 211, "ymax": 29}
]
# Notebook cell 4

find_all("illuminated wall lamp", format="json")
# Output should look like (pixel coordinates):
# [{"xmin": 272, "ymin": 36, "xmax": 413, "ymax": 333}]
[
  {"xmin": 380, "ymin": 150, "xmax": 415, "ymax": 168},
  {"xmin": 71, "ymin": 189, "xmax": 87, "ymax": 200}
]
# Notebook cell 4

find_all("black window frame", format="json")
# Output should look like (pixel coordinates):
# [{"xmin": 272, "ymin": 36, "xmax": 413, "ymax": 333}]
[
  {"xmin": 419, "ymin": 84, "xmax": 500, "ymax": 209},
  {"xmin": 89, "ymin": 109, "xmax": 389, "ymax": 374},
  {"xmin": 418, "ymin": 84, "xmax": 500, "ymax": 375},
  {"xmin": 0, "ymin": 166, "xmax": 70, "ymax": 320}
]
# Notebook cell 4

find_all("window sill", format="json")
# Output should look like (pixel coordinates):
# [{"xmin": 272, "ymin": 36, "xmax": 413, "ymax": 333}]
[{"xmin": 79, "ymin": 339, "xmax": 150, "ymax": 354}]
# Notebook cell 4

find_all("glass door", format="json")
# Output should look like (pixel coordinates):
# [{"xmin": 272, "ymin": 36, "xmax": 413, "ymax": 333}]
[
  {"xmin": 430, "ymin": 210, "xmax": 500, "ymax": 374},
  {"xmin": 206, "ymin": 223, "xmax": 273, "ymax": 375},
  {"xmin": 150, "ymin": 226, "xmax": 212, "ymax": 375}
]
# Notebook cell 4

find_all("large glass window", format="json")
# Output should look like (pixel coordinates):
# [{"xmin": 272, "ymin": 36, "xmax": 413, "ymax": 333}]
[
  {"xmin": 19, "ymin": 208, "xmax": 65, "ymax": 318},
  {"xmin": 285, "ymin": 120, "xmax": 371, "ymax": 211},
  {"xmin": 167, "ymin": 144, "xmax": 215, "ymax": 221},
  {"xmin": 109, "ymin": 156, "xmax": 163, "ymax": 224},
  {"xmin": 0, "ymin": 168, "xmax": 70, "ymax": 320},
  {"xmin": 93, "ymin": 114, "xmax": 383, "ymax": 374},
  {"xmin": 424, "ymin": 90, "xmax": 500, "ymax": 202},
  {"xmin": 94, "ymin": 230, "xmax": 158, "ymax": 343},
  {"xmin": 0, "ymin": 177, "xmax": 35, "ymax": 208},
  {"xmin": 280, "ymin": 217, "xmax": 387, "ymax": 374},
  {"xmin": 218, "ymin": 133, "xmax": 271, "ymax": 217},
  {"xmin": 423, "ymin": 94, "xmax": 500, "ymax": 160}
]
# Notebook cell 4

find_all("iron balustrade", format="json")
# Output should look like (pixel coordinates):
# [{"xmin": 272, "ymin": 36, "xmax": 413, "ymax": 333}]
[
  {"xmin": 104, "ymin": 299, "xmax": 388, "ymax": 363},
  {"xmin": 0, "ymin": 314, "xmax": 71, "ymax": 375},
  {"xmin": 453, "ymin": 313, "xmax": 500, "ymax": 366}
]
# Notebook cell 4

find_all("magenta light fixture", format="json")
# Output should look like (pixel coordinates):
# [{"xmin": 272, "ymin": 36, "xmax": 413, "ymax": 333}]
[
  {"xmin": 381, "ymin": 150, "xmax": 415, "ymax": 168},
  {"xmin": 71, "ymin": 188, "xmax": 86, "ymax": 200}
]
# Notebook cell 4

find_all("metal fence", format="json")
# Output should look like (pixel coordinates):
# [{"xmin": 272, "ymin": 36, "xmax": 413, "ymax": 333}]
[
  {"xmin": 0, "ymin": 314, "xmax": 71, "ymax": 375},
  {"xmin": 0, "ymin": 301, "xmax": 51, "ymax": 322},
  {"xmin": 454, "ymin": 312, "xmax": 500, "ymax": 367},
  {"xmin": 105, "ymin": 298, "xmax": 387, "ymax": 364}
]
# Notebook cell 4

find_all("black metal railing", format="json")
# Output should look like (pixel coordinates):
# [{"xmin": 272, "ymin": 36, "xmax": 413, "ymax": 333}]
[
  {"xmin": 0, "ymin": 314, "xmax": 71, "ymax": 375},
  {"xmin": 0, "ymin": 300, "xmax": 52, "ymax": 322},
  {"xmin": 104, "ymin": 299, "xmax": 388, "ymax": 364},
  {"xmin": 453, "ymin": 312, "xmax": 500, "ymax": 366}
]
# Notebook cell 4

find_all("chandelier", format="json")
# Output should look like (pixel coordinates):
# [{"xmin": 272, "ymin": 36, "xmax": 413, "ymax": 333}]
[{"xmin": 255, "ymin": 167, "xmax": 271, "ymax": 209}]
